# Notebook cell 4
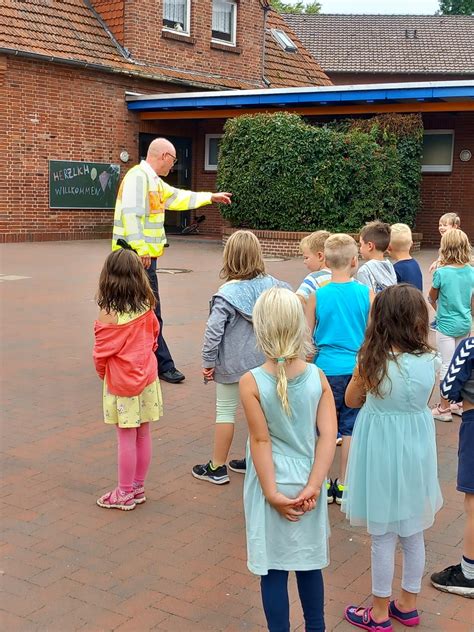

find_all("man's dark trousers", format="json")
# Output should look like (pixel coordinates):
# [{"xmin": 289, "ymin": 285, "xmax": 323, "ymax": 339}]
[{"xmin": 146, "ymin": 258, "xmax": 174, "ymax": 375}]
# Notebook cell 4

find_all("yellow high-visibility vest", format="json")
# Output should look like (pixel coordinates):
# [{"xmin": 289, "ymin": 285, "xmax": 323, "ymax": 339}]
[{"xmin": 112, "ymin": 161, "xmax": 212, "ymax": 257}]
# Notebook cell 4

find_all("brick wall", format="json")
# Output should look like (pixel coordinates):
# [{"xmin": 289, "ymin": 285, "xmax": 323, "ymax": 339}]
[
  {"xmin": 222, "ymin": 228, "xmax": 422, "ymax": 258},
  {"xmin": 417, "ymin": 112, "xmax": 474, "ymax": 245},
  {"xmin": 3, "ymin": 53, "xmax": 472, "ymax": 246},
  {"xmin": 123, "ymin": 0, "xmax": 264, "ymax": 87},
  {"xmin": 1, "ymin": 55, "xmax": 187, "ymax": 243}
]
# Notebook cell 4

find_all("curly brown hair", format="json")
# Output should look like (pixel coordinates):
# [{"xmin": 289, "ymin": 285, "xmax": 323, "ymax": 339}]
[
  {"xmin": 97, "ymin": 249, "xmax": 156, "ymax": 314},
  {"xmin": 358, "ymin": 284, "xmax": 433, "ymax": 397}
]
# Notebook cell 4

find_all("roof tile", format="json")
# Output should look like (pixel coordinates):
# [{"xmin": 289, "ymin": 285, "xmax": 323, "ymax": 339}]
[
  {"xmin": 0, "ymin": 1, "xmax": 330, "ymax": 90},
  {"xmin": 284, "ymin": 14, "xmax": 474, "ymax": 75},
  {"xmin": 265, "ymin": 10, "xmax": 331, "ymax": 87}
]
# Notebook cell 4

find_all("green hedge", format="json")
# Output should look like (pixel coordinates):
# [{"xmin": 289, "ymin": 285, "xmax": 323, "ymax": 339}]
[{"xmin": 216, "ymin": 112, "xmax": 423, "ymax": 232}]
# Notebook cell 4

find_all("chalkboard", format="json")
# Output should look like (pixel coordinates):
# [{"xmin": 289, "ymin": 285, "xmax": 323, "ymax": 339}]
[{"xmin": 49, "ymin": 160, "xmax": 120, "ymax": 209}]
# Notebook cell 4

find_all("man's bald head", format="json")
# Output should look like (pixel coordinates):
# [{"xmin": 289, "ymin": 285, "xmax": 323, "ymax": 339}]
[
  {"xmin": 147, "ymin": 138, "xmax": 175, "ymax": 159},
  {"xmin": 146, "ymin": 138, "xmax": 176, "ymax": 177}
]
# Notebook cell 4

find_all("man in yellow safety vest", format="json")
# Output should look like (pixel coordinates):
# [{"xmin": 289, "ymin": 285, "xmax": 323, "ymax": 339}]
[{"xmin": 113, "ymin": 137, "xmax": 232, "ymax": 383}]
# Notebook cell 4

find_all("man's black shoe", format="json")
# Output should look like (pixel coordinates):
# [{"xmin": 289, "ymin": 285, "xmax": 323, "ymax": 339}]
[{"xmin": 159, "ymin": 368, "xmax": 185, "ymax": 383}]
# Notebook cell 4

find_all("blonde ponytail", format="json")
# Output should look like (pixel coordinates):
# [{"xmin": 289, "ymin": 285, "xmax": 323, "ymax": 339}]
[
  {"xmin": 253, "ymin": 288, "xmax": 314, "ymax": 417},
  {"xmin": 276, "ymin": 358, "xmax": 290, "ymax": 415}
]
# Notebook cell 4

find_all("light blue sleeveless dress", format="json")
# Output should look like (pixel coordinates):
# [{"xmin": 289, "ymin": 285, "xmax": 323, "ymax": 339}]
[
  {"xmin": 342, "ymin": 353, "xmax": 443, "ymax": 537},
  {"xmin": 243, "ymin": 364, "xmax": 330, "ymax": 576}
]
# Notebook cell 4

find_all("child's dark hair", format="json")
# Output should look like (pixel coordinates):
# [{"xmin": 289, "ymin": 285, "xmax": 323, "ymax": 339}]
[
  {"xmin": 97, "ymin": 249, "xmax": 156, "ymax": 314},
  {"xmin": 360, "ymin": 220, "xmax": 391, "ymax": 253},
  {"xmin": 358, "ymin": 284, "xmax": 433, "ymax": 397}
]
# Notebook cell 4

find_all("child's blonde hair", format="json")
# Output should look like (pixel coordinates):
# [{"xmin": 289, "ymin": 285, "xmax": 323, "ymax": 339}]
[
  {"xmin": 300, "ymin": 230, "xmax": 331, "ymax": 254},
  {"xmin": 439, "ymin": 212, "xmax": 461, "ymax": 228},
  {"xmin": 324, "ymin": 233, "xmax": 358, "ymax": 269},
  {"xmin": 390, "ymin": 223, "xmax": 413, "ymax": 251},
  {"xmin": 439, "ymin": 229, "xmax": 472, "ymax": 266},
  {"xmin": 253, "ymin": 287, "xmax": 314, "ymax": 415},
  {"xmin": 221, "ymin": 230, "xmax": 265, "ymax": 281}
]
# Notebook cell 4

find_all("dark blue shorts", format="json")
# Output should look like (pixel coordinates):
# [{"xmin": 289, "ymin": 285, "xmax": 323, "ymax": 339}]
[
  {"xmin": 458, "ymin": 408, "xmax": 474, "ymax": 495},
  {"xmin": 326, "ymin": 374, "xmax": 359, "ymax": 437}
]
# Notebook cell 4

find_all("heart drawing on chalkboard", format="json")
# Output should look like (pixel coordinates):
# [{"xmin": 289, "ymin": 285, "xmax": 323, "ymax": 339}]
[{"xmin": 98, "ymin": 171, "xmax": 110, "ymax": 192}]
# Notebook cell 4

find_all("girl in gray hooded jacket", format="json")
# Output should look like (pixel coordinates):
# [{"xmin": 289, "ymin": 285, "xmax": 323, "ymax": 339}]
[{"xmin": 192, "ymin": 230, "xmax": 290, "ymax": 485}]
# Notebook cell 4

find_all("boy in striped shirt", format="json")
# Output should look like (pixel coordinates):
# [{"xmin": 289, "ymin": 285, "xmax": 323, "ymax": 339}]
[{"xmin": 296, "ymin": 231, "xmax": 332, "ymax": 303}]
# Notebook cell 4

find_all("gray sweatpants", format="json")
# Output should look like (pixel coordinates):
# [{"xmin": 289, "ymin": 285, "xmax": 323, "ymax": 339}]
[{"xmin": 371, "ymin": 531, "xmax": 425, "ymax": 598}]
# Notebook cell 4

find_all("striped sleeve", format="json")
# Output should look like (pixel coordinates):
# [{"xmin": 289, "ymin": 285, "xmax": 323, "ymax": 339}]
[{"xmin": 441, "ymin": 337, "xmax": 474, "ymax": 402}]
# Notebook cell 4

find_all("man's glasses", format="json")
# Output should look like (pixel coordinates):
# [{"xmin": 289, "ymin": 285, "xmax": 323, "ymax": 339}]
[{"xmin": 165, "ymin": 152, "xmax": 178, "ymax": 165}]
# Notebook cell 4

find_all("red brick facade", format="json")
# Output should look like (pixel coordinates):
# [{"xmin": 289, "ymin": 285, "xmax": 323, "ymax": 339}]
[
  {"xmin": 2, "ymin": 2, "xmax": 472, "ymax": 246},
  {"xmin": 119, "ymin": 0, "xmax": 264, "ymax": 88},
  {"xmin": 418, "ymin": 112, "xmax": 474, "ymax": 245},
  {"xmin": 1, "ymin": 56, "xmax": 188, "ymax": 242},
  {"xmin": 2, "ymin": 50, "xmax": 472, "ymax": 245}
]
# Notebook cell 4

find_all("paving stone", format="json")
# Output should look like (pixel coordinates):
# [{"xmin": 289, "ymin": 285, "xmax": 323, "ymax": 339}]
[{"xmin": 0, "ymin": 240, "xmax": 467, "ymax": 631}]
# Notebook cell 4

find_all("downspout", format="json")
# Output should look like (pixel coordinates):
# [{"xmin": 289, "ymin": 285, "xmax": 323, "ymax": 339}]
[{"xmin": 260, "ymin": 1, "xmax": 271, "ymax": 87}]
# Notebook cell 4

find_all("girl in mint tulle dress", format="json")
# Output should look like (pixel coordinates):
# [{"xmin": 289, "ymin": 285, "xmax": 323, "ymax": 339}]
[{"xmin": 342, "ymin": 284, "xmax": 443, "ymax": 632}]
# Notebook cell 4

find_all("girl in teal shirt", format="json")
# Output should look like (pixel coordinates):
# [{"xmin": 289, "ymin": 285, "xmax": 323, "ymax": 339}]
[{"xmin": 430, "ymin": 229, "xmax": 474, "ymax": 422}]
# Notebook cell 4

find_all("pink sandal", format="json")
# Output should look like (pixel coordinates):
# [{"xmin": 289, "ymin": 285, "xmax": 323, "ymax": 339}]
[
  {"xmin": 97, "ymin": 487, "xmax": 136, "ymax": 511},
  {"xmin": 133, "ymin": 483, "xmax": 146, "ymax": 505},
  {"xmin": 344, "ymin": 606, "xmax": 392, "ymax": 631}
]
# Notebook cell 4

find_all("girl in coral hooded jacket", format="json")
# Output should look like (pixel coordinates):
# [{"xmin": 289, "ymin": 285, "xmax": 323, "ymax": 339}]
[{"xmin": 94, "ymin": 248, "xmax": 163, "ymax": 511}]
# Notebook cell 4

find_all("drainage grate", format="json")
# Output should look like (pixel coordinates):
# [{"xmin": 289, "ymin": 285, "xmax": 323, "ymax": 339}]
[{"xmin": 157, "ymin": 268, "xmax": 192, "ymax": 274}]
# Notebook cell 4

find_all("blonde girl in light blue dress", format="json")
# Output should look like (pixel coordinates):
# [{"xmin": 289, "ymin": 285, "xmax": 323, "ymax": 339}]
[
  {"xmin": 240, "ymin": 287, "xmax": 337, "ymax": 632},
  {"xmin": 342, "ymin": 284, "xmax": 443, "ymax": 632}
]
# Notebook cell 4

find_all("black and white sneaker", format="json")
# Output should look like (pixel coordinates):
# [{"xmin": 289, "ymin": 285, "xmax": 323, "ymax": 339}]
[
  {"xmin": 228, "ymin": 458, "xmax": 246, "ymax": 474},
  {"xmin": 326, "ymin": 479, "xmax": 334, "ymax": 504},
  {"xmin": 192, "ymin": 461, "xmax": 230, "ymax": 485},
  {"xmin": 431, "ymin": 564, "xmax": 474, "ymax": 598}
]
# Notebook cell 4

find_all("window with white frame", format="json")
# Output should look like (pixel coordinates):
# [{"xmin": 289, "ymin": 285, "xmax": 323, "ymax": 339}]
[
  {"xmin": 163, "ymin": 0, "xmax": 190, "ymax": 34},
  {"xmin": 205, "ymin": 134, "xmax": 223, "ymax": 171},
  {"xmin": 421, "ymin": 130, "xmax": 454, "ymax": 173},
  {"xmin": 212, "ymin": 0, "xmax": 237, "ymax": 45}
]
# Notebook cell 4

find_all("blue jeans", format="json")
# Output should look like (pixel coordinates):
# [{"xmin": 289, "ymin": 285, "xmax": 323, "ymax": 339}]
[{"xmin": 260, "ymin": 569, "xmax": 325, "ymax": 632}]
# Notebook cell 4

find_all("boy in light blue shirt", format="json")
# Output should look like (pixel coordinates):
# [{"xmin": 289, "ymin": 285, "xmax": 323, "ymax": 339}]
[
  {"xmin": 296, "ymin": 230, "xmax": 332, "ymax": 302},
  {"xmin": 306, "ymin": 234, "xmax": 373, "ymax": 504}
]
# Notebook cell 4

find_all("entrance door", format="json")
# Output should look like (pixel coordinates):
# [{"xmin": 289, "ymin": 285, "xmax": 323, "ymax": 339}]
[{"xmin": 138, "ymin": 134, "xmax": 192, "ymax": 233}]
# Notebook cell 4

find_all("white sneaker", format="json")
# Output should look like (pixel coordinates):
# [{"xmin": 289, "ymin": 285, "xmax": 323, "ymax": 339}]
[
  {"xmin": 432, "ymin": 404, "xmax": 453, "ymax": 422},
  {"xmin": 450, "ymin": 403, "xmax": 463, "ymax": 417}
]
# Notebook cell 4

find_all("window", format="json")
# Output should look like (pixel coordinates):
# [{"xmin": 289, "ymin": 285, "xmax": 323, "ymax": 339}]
[
  {"xmin": 421, "ymin": 130, "xmax": 454, "ymax": 173},
  {"xmin": 270, "ymin": 28, "xmax": 297, "ymax": 52},
  {"xmin": 205, "ymin": 134, "xmax": 223, "ymax": 171},
  {"xmin": 163, "ymin": 0, "xmax": 190, "ymax": 34},
  {"xmin": 212, "ymin": 0, "xmax": 237, "ymax": 45}
]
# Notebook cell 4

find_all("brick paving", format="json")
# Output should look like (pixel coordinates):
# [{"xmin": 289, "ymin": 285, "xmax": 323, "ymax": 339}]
[{"xmin": 0, "ymin": 238, "xmax": 472, "ymax": 631}]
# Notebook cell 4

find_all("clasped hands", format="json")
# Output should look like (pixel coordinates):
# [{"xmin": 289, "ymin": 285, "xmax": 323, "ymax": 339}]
[{"xmin": 267, "ymin": 486, "xmax": 321, "ymax": 522}]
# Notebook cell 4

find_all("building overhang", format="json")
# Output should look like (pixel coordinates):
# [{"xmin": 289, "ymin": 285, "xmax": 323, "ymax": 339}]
[{"xmin": 126, "ymin": 80, "xmax": 474, "ymax": 120}]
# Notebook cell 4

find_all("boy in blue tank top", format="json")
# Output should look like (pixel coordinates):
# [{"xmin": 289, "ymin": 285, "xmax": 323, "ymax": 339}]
[{"xmin": 305, "ymin": 234, "xmax": 373, "ymax": 504}]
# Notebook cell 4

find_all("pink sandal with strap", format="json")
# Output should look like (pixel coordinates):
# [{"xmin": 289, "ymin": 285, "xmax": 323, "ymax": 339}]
[
  {"xmin": 344, "ymin": 606, "xmax": 392, "ymax": 631},
  {"xmin": 133, "ymin": 484, "xmax": 146, "ymax": 505},
  {"xmin": 97, "ymin": 487, "xmax": 136, "ymax": 511}
]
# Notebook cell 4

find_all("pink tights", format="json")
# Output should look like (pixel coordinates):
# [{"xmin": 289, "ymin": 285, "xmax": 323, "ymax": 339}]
[{"xmin": 116, "ymin": 423, "xmax": 152, "ymax": 493}]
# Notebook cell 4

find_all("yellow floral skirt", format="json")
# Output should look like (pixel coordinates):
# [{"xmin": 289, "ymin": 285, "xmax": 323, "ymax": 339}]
[{"xmin": 103, "ymin": 378, "xmax": 163, "ymax": 428}]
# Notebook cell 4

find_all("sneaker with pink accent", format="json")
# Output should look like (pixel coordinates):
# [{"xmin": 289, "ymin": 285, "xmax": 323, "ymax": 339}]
[
  {"xmin": 389, "ymin": 600, "xmax": 420, "ymax": 627},
  {"xmin": 432, "ymin": 404, "xmax": 452, "ymax": 422},
  {"xmin": 450, "ymin": 403, "xmax": 463, "ymax": 417},
  {"xmin": 133, "ymin": 483, "xmax": 146, "ymax": 505},
  {"xmin": 97, "ymin": 487, "xmax": 136, "ymax": 511}
]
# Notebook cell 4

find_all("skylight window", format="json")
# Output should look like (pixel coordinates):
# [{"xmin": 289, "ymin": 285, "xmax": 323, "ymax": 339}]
[{"xmin": 271, "ymin": 29, "xmax": 297, "ymax": 53}]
